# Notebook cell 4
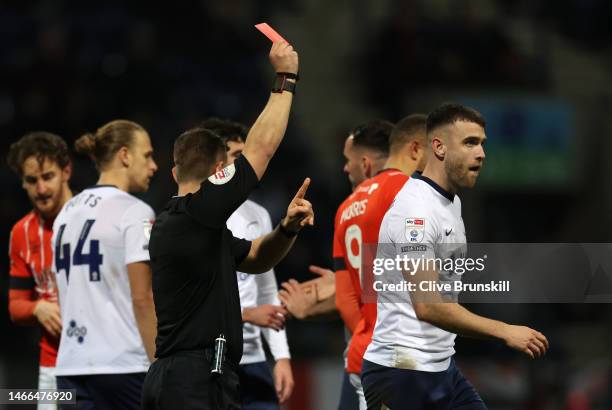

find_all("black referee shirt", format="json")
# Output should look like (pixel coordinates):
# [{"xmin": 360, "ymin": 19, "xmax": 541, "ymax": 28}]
[{"xmin": 150, "ymin": 155, "xmax": 259, "ymax": 364}]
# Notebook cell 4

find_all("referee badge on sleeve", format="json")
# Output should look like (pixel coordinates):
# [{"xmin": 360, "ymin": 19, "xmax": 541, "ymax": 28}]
[
  {"xmin": 208, "ymin": 163, "xmax": 236, "ymax": 185},
  {"xmin": 405, "ymin": 218, "xmax": 425, "ymax": 243}
]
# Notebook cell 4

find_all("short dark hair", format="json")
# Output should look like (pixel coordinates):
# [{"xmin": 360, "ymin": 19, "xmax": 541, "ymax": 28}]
[
  {"xmin": 7, "ymin": 131, "xmax": 71, "ymax": 177},
  {"xmin": 426, "ymin": 103, "xmax": 486, "ymax": 136},
  {"xmin": 350, "ymin": 119, "xmax": 394, "ymax": 156},
  {"xmin": 75, "ymin": 119, "xmax": 146, "ymax": 170},
  {"xmin": 198, "ymin": 117, "xmax": 248, "ymax": 145},
  {"xmin": 390, "ymin": 114, "xmax": 427, "ymax": 153},
  {"xmin": 173, "ymin": 128, "xmax": 226, "ymax": 183}
]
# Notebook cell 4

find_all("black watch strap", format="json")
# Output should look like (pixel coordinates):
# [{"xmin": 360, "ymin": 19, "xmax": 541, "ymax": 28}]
[
  {"xmin": 276, "ymin": 72, "xmax": 300, "ymax": 81},
  {"xmin": 272, "ymin": 75, "xmax": 297, "ymax": 94}
]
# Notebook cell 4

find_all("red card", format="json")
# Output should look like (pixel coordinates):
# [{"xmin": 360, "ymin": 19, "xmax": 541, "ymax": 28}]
[{"xmin": 255, "ymin": 23, "xmax": 287, "ymax": 43}]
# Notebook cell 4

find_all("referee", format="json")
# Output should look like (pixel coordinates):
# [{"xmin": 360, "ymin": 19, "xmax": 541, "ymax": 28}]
[{"xmin": 142, "ymin": 42, "xmax": 311, "ymax": 410}]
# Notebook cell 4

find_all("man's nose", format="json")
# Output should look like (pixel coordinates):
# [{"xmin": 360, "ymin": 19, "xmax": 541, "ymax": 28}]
[
  {"xmin": 36, "ymin": 180, "xmax": 48, "ymax": 194},
  {"xmin": 476, "ymin": 145, "xmax": 485, "ymax": 161}
]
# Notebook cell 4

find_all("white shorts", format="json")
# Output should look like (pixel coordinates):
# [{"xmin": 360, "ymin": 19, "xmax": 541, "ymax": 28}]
[
  {"xmin": 349, "ymin": 372, "xmax": 367, "ymax": 410},
  {"xmin": 38, "ymin": 366, "xmax": 57, "ymax": 410}
]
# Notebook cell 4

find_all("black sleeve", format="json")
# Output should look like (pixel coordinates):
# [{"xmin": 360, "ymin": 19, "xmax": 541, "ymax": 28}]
[
  {"xmin": 185, "ymin": 155, "xmax": 259, "ymax": 228},
  {"xmin": 230, "ymin": 234, "xmax": 252, "ymax": 267}
]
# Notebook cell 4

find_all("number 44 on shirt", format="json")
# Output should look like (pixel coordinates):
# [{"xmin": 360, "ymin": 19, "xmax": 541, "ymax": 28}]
[{"xmin": 55, "ymin": 219, "xmax": 103, "ymax": 282}]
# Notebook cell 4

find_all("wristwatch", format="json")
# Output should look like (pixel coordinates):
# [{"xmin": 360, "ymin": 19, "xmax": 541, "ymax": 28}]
[{"xmin": 272, "ymin": 73, "xmax": 298, "ymax": 94}]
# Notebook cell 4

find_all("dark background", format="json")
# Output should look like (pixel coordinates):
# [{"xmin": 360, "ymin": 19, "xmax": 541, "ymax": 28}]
[{"xmin": 1, "ymin": 1, "xmax": 611, "ymax": 408}]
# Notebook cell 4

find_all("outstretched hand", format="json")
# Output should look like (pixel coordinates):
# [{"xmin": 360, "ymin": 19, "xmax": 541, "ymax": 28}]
[
  {"xmin": 278, "ymin": 279, "xmax": 317, "ymax": 320},
  {"xmin": 503, "ymin": 325, "xmax": 549, "ymax": 359},
  {"xmin": 243, "ymin": 305, "xmax": 287, "ymax": 331},
  {"xmin": 300, "ymin": 265, "xmax": 335, "ymax": 301}
]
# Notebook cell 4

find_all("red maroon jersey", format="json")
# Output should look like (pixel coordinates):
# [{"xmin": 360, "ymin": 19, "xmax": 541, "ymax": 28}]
[
  {"xmin": 8, "ymin": 211, "xmax": 59, "ymax": 367},
  {"xmin": 333, "ymin": 169, "xmax": 409, "ymax": 374}
]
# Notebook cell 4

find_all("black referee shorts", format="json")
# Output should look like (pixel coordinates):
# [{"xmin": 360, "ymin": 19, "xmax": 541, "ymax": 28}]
[{"xmin": 142, "ymin": 350, "xmax": 240, "ymax": 410}]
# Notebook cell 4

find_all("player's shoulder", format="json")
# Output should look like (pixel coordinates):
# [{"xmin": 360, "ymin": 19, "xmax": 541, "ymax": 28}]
[
  {"xmin": 454, "ymin": 194, "xmax": 462, "ymax": 207},
  {"xmin": 241, "ymin": 199, "xmax": 270, "ymax": 220},
  {"xmin": 336, "ymin": 177, "xmax": 376, "ymax": 211},
  {"xmin": 375, "ymin": 170, "xmax": 409, "ymax": 199},
  {"xmin": 10, "ymin": 211, "xmax": 36, "ymax": 240},
  {"xmin": 231, "ymin": 199, "xmax": 272, "ymax": 233},
  {"xmin": 382, "ymin": 171, "xmax": 409, "ymax": 189},
  {"xmin": 91, "ymin": 188, "xmax": 155, "ymax": 221},
  {"xmin": 123, "ymin": 195, "xmax": 155, "ymax": 218},
  {"xmin": 393, "ymin": 177, "xmax": 431, "ymax": 207},
  {"xmin": 335, "ymin": 176, "xmax": 389, "ymax": 223},
  {"xmin": 384, "ymin": 179, "xmax": 437, "ymax": 228},
  {"xmin": 353, "ymin": 177, "xmax": 382, "ymax": 197},
  {"xmin": 92, "ymin": 186, "xmax": 151, "ymax": 211},
  {"xmin": 11, "ymin": 211, "xmax": 36, "ymax": 231}
]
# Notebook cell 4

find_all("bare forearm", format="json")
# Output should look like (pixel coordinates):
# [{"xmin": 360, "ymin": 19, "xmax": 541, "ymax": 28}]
[
  {"xmin": 305, "ymin": 296, "xmax": 338, "ymax": 320},
  {"xmin": 240, "ymin": 228, "xmax": 295, "ymax": 274},
  {"xmin": 243, "ymin": 91, "xmax": 294, "ymax": 179},
  {"xmin": 242, "ymin": 307, "xmax": 256, "ymax": 323},
  {"xmin": 9, "ymin": 298, "xmax": 37, "ymax": 325},
  {"xmin": 249, "ymin": 91, "xmax": 293, "ymax": 149},
  {"xmin": 417, "ymin": 302, "xmax": 507, "ymax": 341},
  {"xmin": 133, "ymin": 301, "xmax": 157, "ymax": 362},
  {"xmin": 258, "ymin": 227, "xmax": 295, "ymax": 267}
]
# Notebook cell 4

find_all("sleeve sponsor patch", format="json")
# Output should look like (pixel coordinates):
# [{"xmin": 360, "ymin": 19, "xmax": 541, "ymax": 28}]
[
  {"xmin": 400, "ymin": 244, "xmax": 427, "ymax": 253},
  {"xmin": 143, "ymin": 219, "xmax": 154, "ymax": 248},
  {"xmin": 208, "ymin": 163, "xmax": 236, "ymax": 185},
  {"xmin": 405, "ymin": 218, "xmax": 425, "ymax": 243}
]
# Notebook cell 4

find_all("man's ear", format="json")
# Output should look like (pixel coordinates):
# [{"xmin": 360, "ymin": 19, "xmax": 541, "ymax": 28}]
[
  {"xmin": 118, "ymin": 146, "xmax": 130, "ymax": 167},
  {"xmin": 62, "ymin": 163, "xmax": 72, "ymax": 182},
  {"xmin": 408, "ymin": 140, "xmax": 419, "ymax": 161},
  {"xmin": 431, "ymin": 135, "xmax": 446, "ymax": 160},
  {"xmin": 171, "ymin": 166, "xmax": 178, "ymax": 184},
  {"xmin": 361, "ymin": 155, "xmax": 373, "ymax": 179}
]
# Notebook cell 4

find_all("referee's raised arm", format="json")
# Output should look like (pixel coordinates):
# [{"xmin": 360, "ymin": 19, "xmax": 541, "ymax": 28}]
[{"xmin": 242, "ymin": 41, "xmax": 299, "ymax": 180}]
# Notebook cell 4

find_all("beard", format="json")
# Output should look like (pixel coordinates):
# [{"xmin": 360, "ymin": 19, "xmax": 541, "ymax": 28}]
[
  {"xmin": 445, "ymin": 154, "xmax": 478, "ymax": 189},
  {"xmin": 32, "ymin": 189, "xmax": 62, "ymax": 219}
]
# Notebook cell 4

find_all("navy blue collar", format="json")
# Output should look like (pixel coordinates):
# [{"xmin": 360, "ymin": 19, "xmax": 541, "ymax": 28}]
[{"xmin": 412, "ymin": 173, "xmax": 455, "ymax": 202}]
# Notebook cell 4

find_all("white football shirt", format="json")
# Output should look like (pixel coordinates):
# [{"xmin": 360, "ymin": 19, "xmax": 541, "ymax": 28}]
[
  {"xmin": 226, "ymin": 199, "xmax": 290, "ymax": 365},
  {"xmin": 53, "ymin": 185, "xmax": 154, "ymax": 375},
  {"xmin": 364, "ymin": 175, "xmax": 467, "ymax": 372}
]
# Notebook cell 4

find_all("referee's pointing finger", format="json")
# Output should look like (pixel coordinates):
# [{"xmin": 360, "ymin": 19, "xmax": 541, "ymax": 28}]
[{"xmin": 293, "ymin": 178, "xmax": 311, "ymax": 200}]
